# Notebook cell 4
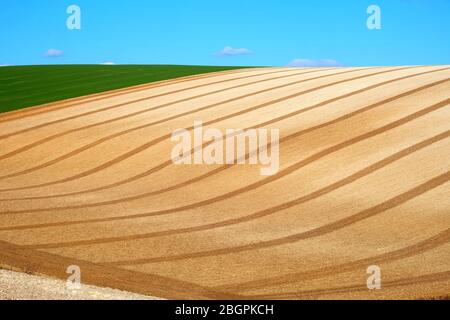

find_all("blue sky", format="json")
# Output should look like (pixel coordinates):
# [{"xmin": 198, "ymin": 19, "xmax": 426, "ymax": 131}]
[{"xmin": 1, "ymin": 0, "xmax": 449, "ymax": 67}]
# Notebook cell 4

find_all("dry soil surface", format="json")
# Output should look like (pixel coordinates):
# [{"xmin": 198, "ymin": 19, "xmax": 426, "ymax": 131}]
[
  {"xmin": 0, "ymin": 268, "xmax": 159, "ymax": 300},
  {"xmin": 0, "ymin": 67, "xmax": 449, "ymax": 299}
]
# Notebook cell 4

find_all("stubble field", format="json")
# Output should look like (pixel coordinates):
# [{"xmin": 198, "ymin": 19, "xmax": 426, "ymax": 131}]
[{"xmin": 0, "ymin": 66, "xmax": 449, "ymax": 299}]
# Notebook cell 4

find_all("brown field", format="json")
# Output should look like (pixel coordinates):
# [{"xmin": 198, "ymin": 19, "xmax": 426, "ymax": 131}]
[{"xmin": 0, "ymin": 66, "xmax": 449, "ymax": 299}]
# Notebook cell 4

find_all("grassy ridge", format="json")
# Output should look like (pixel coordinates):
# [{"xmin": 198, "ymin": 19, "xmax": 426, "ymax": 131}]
[{"xmin": 0, "ymin": 65, "xmax": 250, "ymax": 114}]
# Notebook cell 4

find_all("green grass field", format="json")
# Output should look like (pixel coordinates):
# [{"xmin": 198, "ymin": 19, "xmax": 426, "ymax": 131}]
[{"xmin": 0, "ymin": 65, "xmax": 250, "ymax": 114}]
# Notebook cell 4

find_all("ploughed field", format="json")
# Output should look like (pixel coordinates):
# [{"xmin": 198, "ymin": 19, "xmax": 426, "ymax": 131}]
[{"xmin": 0, "ymin": 66, "xmax": 449, "ymax": 299}]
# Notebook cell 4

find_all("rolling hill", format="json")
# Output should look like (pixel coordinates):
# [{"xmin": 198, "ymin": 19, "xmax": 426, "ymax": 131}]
[
  {"xmin": 0, "ymin": 65, "xmax": 250, "ymax": 114},
  {"xmin": 0, "ymin": 66, "xmax": 449, "ymax": 299}
]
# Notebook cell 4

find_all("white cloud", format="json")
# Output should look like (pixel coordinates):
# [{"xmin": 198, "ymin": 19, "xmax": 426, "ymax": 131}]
[
  {"xmin": 100, "ymin": 61, "xmax": 115, "ymax": 65},
  {"xmin": 44, "ymin": 49, "xmax": 64, "ymax": 57},
  {"xmin": 287, "ymin": 58, "xmax": 342, "ymax": 68},
  {"xmin": 216, "ymin": 46, "xmax": 252, "ymax": 57},
  {"xmin": 0, "ymin": 64, "xmax": 9, "ymax": 67}
]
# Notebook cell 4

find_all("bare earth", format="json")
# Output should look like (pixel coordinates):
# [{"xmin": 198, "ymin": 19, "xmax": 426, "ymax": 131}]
[
  {"xmin": 0, "ymin": 269, "xmax": 159, "ymax": 300},
  {"xmin": 0, "ymin": 66, "xmax": 449, "ymax": 299}
]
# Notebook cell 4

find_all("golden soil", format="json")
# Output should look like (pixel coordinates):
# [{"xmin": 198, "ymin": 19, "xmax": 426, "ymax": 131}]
[{"xmin": 0, "ymin": 66, "xmax": 449, "ymax": 299}]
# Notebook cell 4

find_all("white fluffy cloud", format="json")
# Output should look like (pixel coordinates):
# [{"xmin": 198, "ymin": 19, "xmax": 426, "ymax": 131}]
[
  {"xmin": 44, "ymin": 49, "xmax": 64, "ymax": 57},
  {"xmin": 287, "ymin": 58, "xmax": 342, "ymax": 68},
  {"xmin": 100, "ymin": 61, "xmax": 115, "ymax": 65},
  {"xmin": 216, "ymin": 46, "xmax": 252, "ymax": 57}
]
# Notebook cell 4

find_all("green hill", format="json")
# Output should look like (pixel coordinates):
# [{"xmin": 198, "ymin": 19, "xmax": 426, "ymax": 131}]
[{"xmin": 0, "ymin": 65, "xmax": 250, "ymax": 114}]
